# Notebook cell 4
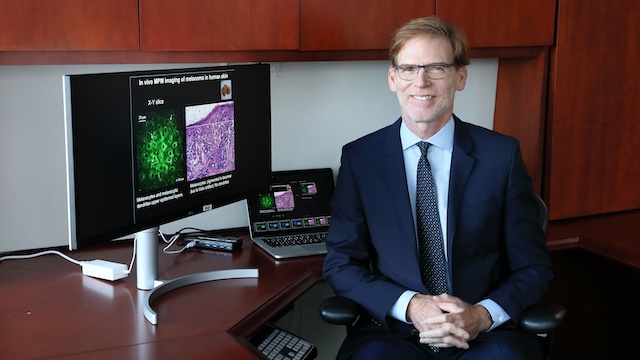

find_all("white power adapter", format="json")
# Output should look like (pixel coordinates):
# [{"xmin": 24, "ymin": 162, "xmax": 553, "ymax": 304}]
[{"xmin": 81, "ymin": 260, "xmax": 128, "ymax": 281}]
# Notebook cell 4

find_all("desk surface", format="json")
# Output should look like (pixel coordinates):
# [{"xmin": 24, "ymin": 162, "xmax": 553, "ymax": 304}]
[
  {"xmin": 0, "ymin": 237, "xmax": 325, "ymax": 359},
  {"xmin": 547, "ymin": 209, "xmax": 640, "ymax": 269}
]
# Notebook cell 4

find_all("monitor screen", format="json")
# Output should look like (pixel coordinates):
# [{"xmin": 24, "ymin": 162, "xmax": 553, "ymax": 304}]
[{"xmin": 63, "ymin": 64, "xmax": 272, "ymax": 250}]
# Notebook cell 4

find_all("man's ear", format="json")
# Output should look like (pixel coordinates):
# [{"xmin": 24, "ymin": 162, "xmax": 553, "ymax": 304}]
[
  {"xmin": 455, "ymin": 66, "xmax": 468, "ymax": 91},
  {"xmin": 388, "ymin": 66, "xmax": 398, "ymax": 93}
]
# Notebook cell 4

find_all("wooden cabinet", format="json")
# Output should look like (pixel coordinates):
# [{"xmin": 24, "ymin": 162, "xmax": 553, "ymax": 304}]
[
  {"xmin": 0, "ymin": 0, "xmax": 139, "ymax": 51},
  {"xmin": 299, "ymin": 0, "xmax": 556, "ymax": 51},
  {"xmin": 546, "ymin": 0, "xmax": 640, "ymax": 219},
  {"xmin": 436, "ymin": 0, "xmax": 556, "ymax": 47},
  {"xmin": 299, "ymin": 0, "xmax": 435, "ymax": 51},
  {"xmin": 139, "ymin": 0, "xmax": 299, "ymax": 51},
  {"xmin": 1, "ymin": 0, "xmax": 558, "ymax": 62}
]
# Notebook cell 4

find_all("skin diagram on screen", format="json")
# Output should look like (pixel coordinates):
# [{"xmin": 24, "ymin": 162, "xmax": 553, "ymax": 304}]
[
  {"xmin": 135, "ymin": 109, "xmax": 186, "ymax": 193},
  {"xmin": 274, "ymin": 185, "xmax": 295, "ymax": 211},
  {"xmin": 301, "ymin": 182, "xmax": 317, "ymax": 195},
  {"xmin": 128, "ymin": 69, "xmax": 253, "ymax": 218},
  {"xmin": 185, "ymin": 101, "xmax": 236, "ymax": 182}
]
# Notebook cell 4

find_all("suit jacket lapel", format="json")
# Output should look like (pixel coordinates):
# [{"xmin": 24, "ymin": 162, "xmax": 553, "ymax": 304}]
[
  {"xmin": 447, "ymin": 116, "xmax": 475, "ymax": 279},
  {"xmin": 382, "ymin": 119, "xmax": 419, "ymax": 257}
]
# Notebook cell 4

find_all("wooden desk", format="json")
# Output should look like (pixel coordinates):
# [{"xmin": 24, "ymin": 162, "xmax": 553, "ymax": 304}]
[
  {"xmin": 546, "ymin": 209, "xmax": 640, "ymax": 269},
  {"xmin": 0, "ymin": 237, "xmax": 325, "ymax": 359}
]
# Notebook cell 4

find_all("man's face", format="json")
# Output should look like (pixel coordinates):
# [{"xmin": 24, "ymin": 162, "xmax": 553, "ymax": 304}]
[{"xmin": 388, "ymin": 36, "xmax": 467, "ymax": 128}]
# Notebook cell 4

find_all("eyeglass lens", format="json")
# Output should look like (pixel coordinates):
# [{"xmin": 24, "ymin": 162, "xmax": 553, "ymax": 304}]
[{"xmin": 396, "ymin": 64, "xmax": 450, "ymax": 80}]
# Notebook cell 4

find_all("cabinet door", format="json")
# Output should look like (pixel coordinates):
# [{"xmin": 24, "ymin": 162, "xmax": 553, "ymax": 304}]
[
  {"xmin": 547, "ymin": 0, "xmax": 640, "ymax": 219},
  {"xmin": 0, "ymin": 0, "xmax": 139, "ymax": 51},
  {"xmin": 139, "ymin": 0, "xmax": 299, "ymax": 51},
  {"xmin": 300, "ymin": 0, "xmax": 435, "ymax": 51},
  {"xmin": 436, "ymin": 0, "xmax": 556, "ymax": 47}
]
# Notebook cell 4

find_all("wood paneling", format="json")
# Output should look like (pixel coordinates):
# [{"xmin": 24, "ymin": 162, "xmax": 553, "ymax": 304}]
[
  {"xmin": 494, "ymin": 48, "xmax": 549, "ymax": 194},
  {"xmin": 0, "ymin": 0, "xmax": 139, "ymax": 51},
  {"xmin": 139, "ymin": 0, "xmax": 299, "ymax": 51},
  {"xmin": 547, "ymin": 0, "xmax": 640, "ymax": 219},
  {"xmin": 299, "ymin": 0, "xmax": 435, "ymax": 50},
  {"xmin": 436, "ymin": 0, "xmax": 556, "ymax": 48}
]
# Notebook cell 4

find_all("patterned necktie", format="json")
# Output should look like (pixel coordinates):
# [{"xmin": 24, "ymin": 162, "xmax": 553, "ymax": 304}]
[{"xmin": 416, "ymin": 142, "xmax": 448, "ymax": 296}]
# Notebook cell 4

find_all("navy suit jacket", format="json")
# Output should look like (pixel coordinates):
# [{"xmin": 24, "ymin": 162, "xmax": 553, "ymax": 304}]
[{"xmin": 323, "ymin": 116, "xmax": 554, "ymax": 355}]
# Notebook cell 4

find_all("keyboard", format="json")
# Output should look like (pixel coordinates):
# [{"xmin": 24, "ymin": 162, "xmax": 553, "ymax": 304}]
[
  {"xmin": 263, "ymin": 233, "xmax": 326, "ymax": 248},
  {"xmin": 249, "ymin": 324, "xmax": 317, "ymax": 360}
]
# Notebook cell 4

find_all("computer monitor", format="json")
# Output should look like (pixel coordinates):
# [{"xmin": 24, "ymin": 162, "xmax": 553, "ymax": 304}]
[{"xmin": 63, "ymin": 64, "xmax": 271, "ymax": 292}]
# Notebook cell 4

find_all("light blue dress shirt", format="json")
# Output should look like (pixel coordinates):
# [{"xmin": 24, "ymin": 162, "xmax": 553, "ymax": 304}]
[{"xmin": 388, "ymin": 117, "xmax": 509, "ymax": 331}]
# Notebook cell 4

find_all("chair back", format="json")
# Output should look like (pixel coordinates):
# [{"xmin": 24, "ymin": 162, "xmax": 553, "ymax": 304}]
[{"xmin": 534, "ymin": 193, "xmax": 549, "ymax": 233}]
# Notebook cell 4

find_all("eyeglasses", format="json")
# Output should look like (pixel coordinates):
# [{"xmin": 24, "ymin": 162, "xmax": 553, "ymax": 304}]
[{"xmin": 393, "ymin": 63, "xmax": 454, "ymax": 81}]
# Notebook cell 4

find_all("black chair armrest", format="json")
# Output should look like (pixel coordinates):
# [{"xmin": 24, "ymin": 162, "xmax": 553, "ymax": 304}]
[
  {"xmin": 320, "ymin": 296, "xmax": 567, "ymax": 336},
  {"xmin": 519, "ymin": 303, "xmax": 568, "ymax": 334},
  {"xmin": 319, "ymin": 296, "xmax": 360, "ymax": 325}
]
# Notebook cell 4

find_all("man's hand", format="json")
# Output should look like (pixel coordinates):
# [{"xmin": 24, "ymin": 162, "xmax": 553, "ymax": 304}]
[
  {"xmin": 407, "ymin": 293, "xmax": 493, "ymax": 349},
  {"xmin": 407, "ymin": 293, "xmax": 469, "ymax": 349}
]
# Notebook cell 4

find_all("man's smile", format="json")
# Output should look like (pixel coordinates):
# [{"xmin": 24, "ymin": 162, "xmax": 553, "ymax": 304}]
[{"xmin": 411, "ymin": 95, "xmax": 435, "ymax": 101}]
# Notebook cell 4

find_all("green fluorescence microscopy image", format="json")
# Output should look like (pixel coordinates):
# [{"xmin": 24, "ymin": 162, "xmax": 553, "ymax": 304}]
[{"xmin": 136, "ymin": 109, "xmax": 186, "ymax": 193}]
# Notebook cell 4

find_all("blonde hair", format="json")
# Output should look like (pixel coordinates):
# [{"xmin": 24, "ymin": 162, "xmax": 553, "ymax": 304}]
[{"xmin": 389, "ymin": 16, "xmax": 470, "ymax": 67}]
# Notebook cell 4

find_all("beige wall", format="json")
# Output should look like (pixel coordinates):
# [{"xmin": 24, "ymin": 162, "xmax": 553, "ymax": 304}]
[{"xmin": 0, "ymin": 59, "xmax": 497, "ymax": 252}]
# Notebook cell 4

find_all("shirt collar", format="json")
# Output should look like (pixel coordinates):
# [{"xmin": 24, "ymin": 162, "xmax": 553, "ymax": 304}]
[{"xmin": 400, "ymin": 116, "xmax": 455, "ymax": 153}]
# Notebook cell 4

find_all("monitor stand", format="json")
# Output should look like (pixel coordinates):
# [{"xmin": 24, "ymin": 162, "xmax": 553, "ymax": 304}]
[
  {"xmin": 135, "ymin": 226, "xmax": 259, "ymax": 325},
  {"xmin": 136, "ymin": 227, "xmax": 161, "ymax": 290}
]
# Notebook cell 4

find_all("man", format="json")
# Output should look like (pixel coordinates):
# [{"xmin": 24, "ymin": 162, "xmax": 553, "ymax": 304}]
[{"xmin": 323, "ymin": 16, "xmax": 554, "ymax": 360}]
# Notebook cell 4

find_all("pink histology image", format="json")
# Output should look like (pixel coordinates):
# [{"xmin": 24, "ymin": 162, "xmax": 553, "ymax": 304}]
[{"xmin": 185, "ymin": 101, "xmax": 235, "ymax": 181}]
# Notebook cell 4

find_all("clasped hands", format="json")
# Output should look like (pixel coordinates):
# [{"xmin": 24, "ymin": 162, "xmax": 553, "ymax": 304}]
[{"xmin": 407, "ymin": 293, "xmax": 492, "ymax": 350}]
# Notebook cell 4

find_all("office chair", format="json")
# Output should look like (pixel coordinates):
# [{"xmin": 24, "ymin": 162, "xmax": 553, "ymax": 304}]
[{"xmin": 319, "ymin": 194, "xmax": 567, "ymax": 358}]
